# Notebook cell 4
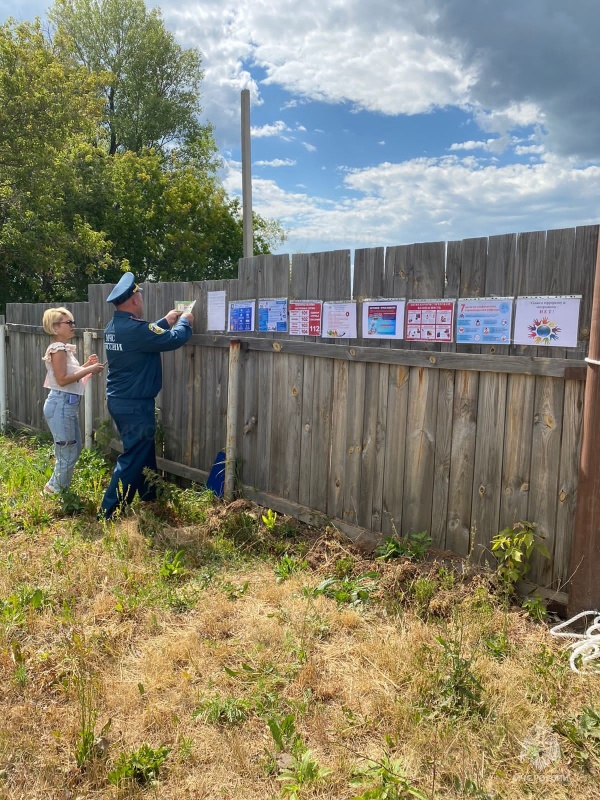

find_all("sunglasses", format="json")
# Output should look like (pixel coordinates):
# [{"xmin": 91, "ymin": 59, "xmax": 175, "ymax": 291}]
[{"xmin": 59, "ymin": 320, "xmax": 76, "ymax": 327}]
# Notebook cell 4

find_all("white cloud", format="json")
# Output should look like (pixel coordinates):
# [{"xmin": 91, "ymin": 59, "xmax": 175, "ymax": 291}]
[
  {"xmin": 250, "ymin": 120, "xmax": 292, "ymax": 138},
  {"xmin": 254, "ymin": 158, "xmax": 297, "ymax": 167},
  {"xmin": 8, "ymin": 0, "xmax": 600, "ymax": 255},
  {"xmin": 224, "ymin": 152, "xmax": 600, "ymax": 253}
]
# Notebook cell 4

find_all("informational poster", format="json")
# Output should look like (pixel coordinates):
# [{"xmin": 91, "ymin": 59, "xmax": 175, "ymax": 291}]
[
  {"xmin": 175, "ymin": 299, "xmax": 196, "ymax": 314},
  {"xmin": 258, "ymin": 298, "xmax": 288, "ymax": 332},
  {"xmin": 228, "ymin": 299, "xmax": 255, "ymax": 332},
  {"xmin": 207, "ymin": 291, "xmax": 226, "ymax": 331},
  {"xmin": 513, "ymin": 295, "xmax": 581, "ymax": 347},
  {"xmin": 362, "ymin": 300, "xmax": 405, "ymax": 339},
  {"xmin": 289, "ymin": 300, "xmax": 322, "ymax": 336},
  {"xmin": 322, "ymin": 301, "xmax": 357, "ymax": 339},
  {"xmin": 405, "ymin": 300, "xmax": 454, "ymax": 343},
  {"xmin": 456, "ymin": 298, "xmax": 513, "ymax": 344}
]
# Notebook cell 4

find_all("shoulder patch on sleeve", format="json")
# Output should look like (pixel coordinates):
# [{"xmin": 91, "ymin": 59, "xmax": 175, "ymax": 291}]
[{"xmin": 148, "ymin": 323, "xmax": 166, "ymax": 335}]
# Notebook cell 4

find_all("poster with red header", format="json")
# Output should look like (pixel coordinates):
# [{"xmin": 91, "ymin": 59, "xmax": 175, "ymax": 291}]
[
  {"xmin": 405, "ymin": 300, "xmax": 454, "ymax": 343},
  {"xmin": 289, "ymin": 300, "xmax": 322, "ymax": 336}
]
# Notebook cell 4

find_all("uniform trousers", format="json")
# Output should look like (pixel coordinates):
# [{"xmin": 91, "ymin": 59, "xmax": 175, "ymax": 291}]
[{"xmin": 99, "ymin": 396, "xmax": 158, "ymax": 519}]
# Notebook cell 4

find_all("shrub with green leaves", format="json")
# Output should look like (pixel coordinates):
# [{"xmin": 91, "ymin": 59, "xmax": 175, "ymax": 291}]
[{"xmin": 491, "ymin": 521, "xmax": 549, "ymax": 592}]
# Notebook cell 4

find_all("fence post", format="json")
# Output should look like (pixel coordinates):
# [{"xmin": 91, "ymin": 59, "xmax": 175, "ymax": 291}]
[
  {"xmin": 83, "ymin": 330, "xmax": 93, "ymax": 450},
  {"xmin": 569, "ymin": 232, "xmax": 600, "ymax": 615},
  {"xmin": 0, "ymin": 318, "xmax": 6, "ymax": 431},
  {"xmin": 224, "ymin": 339, "xmax": 241, "ymax": 501}
]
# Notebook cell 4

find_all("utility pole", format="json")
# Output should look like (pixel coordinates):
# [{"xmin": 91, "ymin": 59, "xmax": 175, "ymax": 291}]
[
  {"xmin": 569, "ymin": 230, "xmax": 600, "ymax": 615},
  {"xmin": 241, "ymin": 89, "xmax": 253, "ymax": 258}
]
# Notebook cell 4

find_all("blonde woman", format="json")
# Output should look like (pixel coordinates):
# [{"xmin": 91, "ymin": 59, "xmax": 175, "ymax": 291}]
[{"xmin": 41, "ymin": 308, "xmax": 105, "ymax": 494}]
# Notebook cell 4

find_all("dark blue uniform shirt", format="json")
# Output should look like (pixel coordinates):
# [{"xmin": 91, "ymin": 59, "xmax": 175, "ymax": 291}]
[{"xmin": 104, "ymin": 311, "xmax": 192, "ymax": 399}]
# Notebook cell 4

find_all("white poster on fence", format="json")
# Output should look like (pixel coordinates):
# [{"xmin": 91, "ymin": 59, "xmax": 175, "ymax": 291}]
[
  {"xmin": 207, "ymin": 291, "xmax": 226, "ymax": 331},
  {"xmin": 513, "ymin": 295, "xmax": 581, "ymax": 347},
  {"xmin": 362, "ymin": 300, "xmax": 405, "ymax": 339},
  {"xmin": 322, "ymin": 301, "xmax": 357, "ymax": 339}
]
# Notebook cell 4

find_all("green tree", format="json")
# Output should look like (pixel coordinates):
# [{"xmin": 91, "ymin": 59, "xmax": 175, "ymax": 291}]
[
  {"xmin": 0, "ymin": 10, "xmax": 285, "ymax": 311},
  {"xmin": 50, "ymin": 0, "xmax": 207, "ymax": 155},
  {"xmin": 67, "ymin": 146, "xmax": 284, "ymax": 283},
  {"xmin": 0, "ymin": 20, "xmax": 112, "ymax": 308}
]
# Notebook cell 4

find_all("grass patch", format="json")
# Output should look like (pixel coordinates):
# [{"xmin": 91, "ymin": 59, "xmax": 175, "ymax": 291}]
[{"xmin": 0, "ymin": 431, "xmax": 598, "ymax": 798}]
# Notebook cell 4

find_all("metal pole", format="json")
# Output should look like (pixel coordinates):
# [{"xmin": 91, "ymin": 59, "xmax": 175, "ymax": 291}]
[
  {"xmin": 0, "ymin": 321, "xmax": 7, "ymax": 431},
  {"xmin": 224, "ymin": 339, "xmax": 241, "ymax": 501},
  {"xmin": 569, "ymin": 231, "xmax": 600, "ymax": 615},
  {"xmin": 83, "ymin": 330, "xmax": 93, "ymax": 450},
  {"xmin": 241, "ymin": 88, "xmax": 253, "ymax": 259}
]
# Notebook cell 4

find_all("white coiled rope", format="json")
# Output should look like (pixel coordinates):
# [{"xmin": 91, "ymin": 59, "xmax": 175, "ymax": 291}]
[{"xmin": 550, "ymin": 610, "xmax": 600, "ymax": 674}]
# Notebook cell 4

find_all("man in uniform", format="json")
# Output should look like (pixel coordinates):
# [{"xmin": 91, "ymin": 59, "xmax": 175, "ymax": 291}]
[{"xmin": 98, "ymin": 272, "xmax": 194, "ymax": 520}]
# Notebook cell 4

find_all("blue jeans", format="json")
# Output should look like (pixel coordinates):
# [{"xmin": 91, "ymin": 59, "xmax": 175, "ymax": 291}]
[
  {"xmin": 43, "ymin": 390, "xmax": 82, "ymax": 491},
  {"xmin": 99, "ymin": 397, "xmax": 158, "ymax": 519}
]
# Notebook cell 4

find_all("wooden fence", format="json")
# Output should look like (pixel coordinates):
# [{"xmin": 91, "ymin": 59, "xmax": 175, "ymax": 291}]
[{"xmin": 4, "ymin": 225, "xmax": 598, "ymax": 594}]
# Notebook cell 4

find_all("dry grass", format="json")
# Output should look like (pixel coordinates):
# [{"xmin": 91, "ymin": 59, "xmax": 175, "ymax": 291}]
[{"xmin": 1, "ymin": 434, "xmax": 600, "ymax": 799}]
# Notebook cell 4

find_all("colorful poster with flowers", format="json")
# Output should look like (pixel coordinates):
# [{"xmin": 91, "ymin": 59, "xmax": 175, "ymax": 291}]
[
  {"xmin": 513, "ymin": 296, "xmax": 581, "ymax": 347},
  {"xmin": 405, "ymin": 300, "xmax": 454, "ymax": 343},
  {"xmin": 322, "ymin": 301, "xmax": 357, "ymax": 339}
]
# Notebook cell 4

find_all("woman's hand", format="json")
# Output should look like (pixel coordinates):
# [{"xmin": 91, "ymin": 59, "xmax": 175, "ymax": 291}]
[
  {"xmin": 83, "ymin": 354, "xmax": 99, "ymax": 367},
  {"xmin": 87, "ymin": 362, "xmax": 105, "ymax": 375}
]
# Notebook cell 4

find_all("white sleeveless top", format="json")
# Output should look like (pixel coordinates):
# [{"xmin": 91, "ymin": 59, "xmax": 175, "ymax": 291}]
[{"xmin": 42, "ymin": 342, "xmax": 85, "ymax": 395}]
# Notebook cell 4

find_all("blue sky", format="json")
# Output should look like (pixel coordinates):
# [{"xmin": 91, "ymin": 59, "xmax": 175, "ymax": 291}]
[{"xmin": 3, "ymin": 0, "xmax": 600, "ymax": 256}]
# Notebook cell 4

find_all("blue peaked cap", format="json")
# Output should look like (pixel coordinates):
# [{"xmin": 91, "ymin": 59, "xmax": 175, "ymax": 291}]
[{"xmin": 106, "ymin": 272, "xmax": 142, "ymax": 305}]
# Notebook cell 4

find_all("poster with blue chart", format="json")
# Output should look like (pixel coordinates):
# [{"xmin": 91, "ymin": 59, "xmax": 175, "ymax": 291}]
[
  {"xmin": 456, "ymin": 298, "xmax": 513, "ymax": 344},
  {"xmin": 258, "ymin": 298, "xmax": 288, "ymax": 332},
  {"xmin": 228, "ymin": 300, "xmax": 255, "ymax": 332}
]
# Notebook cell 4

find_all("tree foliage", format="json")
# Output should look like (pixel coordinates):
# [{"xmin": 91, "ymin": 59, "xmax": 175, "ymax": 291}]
[
  {"xmin": 50, "ymin": 0, "xmax": 206, "ymax": 155},
  {"xmin": 0, "ymin": 20, "xmax": 112, "ymax": 306},
  {"xmin": 0, "ymin": 5, "xmax": 285, "ymax": 312}
]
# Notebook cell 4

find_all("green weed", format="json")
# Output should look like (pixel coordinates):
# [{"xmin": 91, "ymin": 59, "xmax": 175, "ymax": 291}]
[
  {"xmin": 274, "ymin": 554, "xmax": 308, "ymax": 582},
  {"xmin": 193, "ymin": 694, "xmax": 250, "ymax": 725},
  {"xmin": 262, "ymin": 507, "xmax": 278, "ymax": 530},
  {"xmin": 521, "ymin": 592, "xmax": 548, "ymax": 622},
  {"xmin": 159, "ymin": 548, "xmax": 188, "ymax": 581},
  {"xmin": 431, "ymin": 635, "xmax": 486, "ymax": 719},
  {"xmin": 350, "ymin": 754, "xmax": 427, "ymax": 800},
  {"xmin": 307, "ymin": 573, "xmax": 378, "ymax": 606},
  {"xmin": 0, "ymin": 586, "xmax": 50, "ymax": 626},
  {"xmin": 554, "ymin": 705, "xmax": 600, "ymax": 770},
  {"xmin": 276, "ymin": 748, "xmax": 332, "ymax": 799},
  {"xmin": 108, "ymin": 743, "xmax": 170, "ymax": 786},
  {"xmin": 375, "ymin": 530, "xmax": 431, "ymax": 562}
]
